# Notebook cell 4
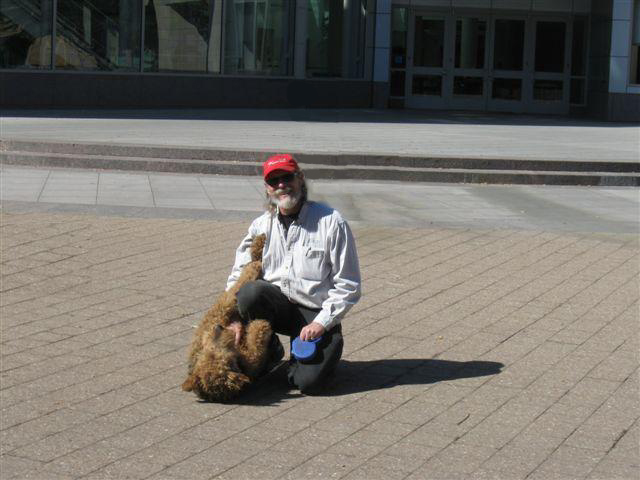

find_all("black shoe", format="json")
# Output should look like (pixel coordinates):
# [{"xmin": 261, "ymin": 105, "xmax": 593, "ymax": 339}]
[
  {"xmin": 287, "ymin": 357, "xmax": 299, "ymax": 387},
  {"xmin": 264, "ymin": 334, "xmax": 284, "ymax": 373}
]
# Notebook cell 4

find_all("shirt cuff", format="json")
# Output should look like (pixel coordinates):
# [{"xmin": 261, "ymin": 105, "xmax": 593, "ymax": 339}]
[{"xmin": 313, "ymin": 309, "xmax": 336, "ymax": 331}]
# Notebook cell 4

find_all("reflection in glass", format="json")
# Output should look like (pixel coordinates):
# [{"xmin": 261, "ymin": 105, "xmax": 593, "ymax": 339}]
[
  {"xmin": 453, "ymin": 76, "xmax": 483, "ymax": 96},
  {"xmin": 571, "ymin": 17, "xmax": 587, "ymax": 76},
  {"xmin": 455, "ymin": 18, "xmax": 485, "ymax": 69},
  {"xmin": 144, "ymin": 0, "xmax": 221, "ymax": 73},
  {"xmin": 632, "ymin": 1, "xmax": 640, "ymax": 83},
  {"xmin": 570, "ymin": 78, "xmax": 585, "ymax": 104},
  {"xmin": 492, "ymin": 78, "xmax": 521, "ymax": 100},
  {"xmin": 0, "ymin": 0, "xmax": 53, "ymax": 68},
  {"xmin": 534, "ymin": 80, "xmax": 563, "ymax": 101},
  {"xmin": 56, "ymin": 0, "xmax": 141, "ymax": 70},
  {"xmin": 412, "ymin": 75, "xmax": 442, "ymax": 96},
  {"xmin": 224, "ymin": 0, "xmax": 293, "ymax": 75},
  {"xmin": 631, "ymin": 45, "xmax": 640, "ymax": 84},
  {"xmin": 307, "ymin": 0, "xmax": 368, "ymax": 78},
  {"xmin": 413, "ymin": 17, "xmax": 444, "ymax": 68},
  {"xmin": 535, "ymin": 22, "xmax": 565, "ymax": 73},
  {"xmin": 493, "ymin": 19, "xmax": 524, "ymax": 70},
  {"xmin": 390, "ymin": 70, "xmax": 405, "ymax": 97},
  {"xmin": 391, "ymin": 7, "xmax": 407, "ymax": 68}
]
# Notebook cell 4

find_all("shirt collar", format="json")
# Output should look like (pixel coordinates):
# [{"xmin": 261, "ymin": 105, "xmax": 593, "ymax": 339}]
[
  {"xmin": 270, "ymin": 200, "xmax": 309, "ymax": 224},
  {"xmin": 298, "ymin": 200, "xmax": 310, "ymax": 224}
]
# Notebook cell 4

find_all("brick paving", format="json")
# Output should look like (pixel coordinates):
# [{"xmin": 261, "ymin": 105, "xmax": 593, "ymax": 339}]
[{"xmin": 1, "ymin": 211, "xmax": 638, "ymax": 479}]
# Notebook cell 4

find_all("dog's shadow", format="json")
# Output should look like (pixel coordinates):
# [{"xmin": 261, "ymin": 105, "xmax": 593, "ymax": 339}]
[{"xmin": 233, "ymin": 358, "xmax": 504, "ymax": 405}]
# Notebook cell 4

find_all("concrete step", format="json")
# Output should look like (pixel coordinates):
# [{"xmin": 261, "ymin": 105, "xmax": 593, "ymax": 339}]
[{"xmin": 2, "ymin": 140, "xmax": 639, "ymax": 186}]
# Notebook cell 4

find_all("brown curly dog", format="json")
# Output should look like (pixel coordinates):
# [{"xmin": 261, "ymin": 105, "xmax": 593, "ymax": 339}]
[{"xmin": 181, "ymin": 234, "xmax": 275, "ymax": 402}]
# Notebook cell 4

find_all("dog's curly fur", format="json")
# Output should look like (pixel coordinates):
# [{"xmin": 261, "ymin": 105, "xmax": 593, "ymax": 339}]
[{"xmin": 181, "ymin": 234, "xmax": 274, "ymax": 401}]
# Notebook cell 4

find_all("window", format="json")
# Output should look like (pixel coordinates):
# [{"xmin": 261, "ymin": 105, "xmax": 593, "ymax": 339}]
[
  {"xmin": 570, "ymin": 16, "xmax": 588, "ymax": 105},
  {"xmin": 631, "ymin": 0, "xmax": 640, "ymax": 84},
  {"xmin": 223, "ymin": 0, "xmax": 293, "ymax": 75},
  {"xmin": 535, "ymin": 21, "xmax": 566, "ymax": 73},
  {"xmin": 391, "ymin": 7, "xmax": 408, "ymax": 69},
  {"xmin": 493, "ymin": 19, "xmax": 525, "ymax": 71},
  {"xmin": 1, "ymin": 0, "xmax": 371, "ymax": 78},
  {"xmin": 56, "ymin": 0, "xmax": 142, "ymax": 70},
  {"xmin": 455, "ymin": 18, "xmax": 486, "ymax": 69},
  {"xmin": 414, "ymin": 18, "xmax": 445, "ymax": 68},
  {"xmin": 306, "ymin": 0, "xmax": 367, "ymax": 78},
  {"xmin": 389, "ymin": 6, "xmax": 407, "ymax": 103},
  {"xmin": 144, "ymin": 0, "xmax": 221, "ymax": 73},
  {"xmin": 0, "ymin": 0, "xmax": 53, "ymax": 68}
]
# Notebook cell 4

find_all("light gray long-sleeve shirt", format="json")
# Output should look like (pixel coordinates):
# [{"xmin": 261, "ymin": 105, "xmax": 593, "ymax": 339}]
[{"xmin": 226, "ymin": 201, "xmax": 361, "ymax": 330}]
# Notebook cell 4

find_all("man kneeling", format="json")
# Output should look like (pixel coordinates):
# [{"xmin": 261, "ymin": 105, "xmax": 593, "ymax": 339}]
[{"xmin": 225, "ymin": 154, "xmax": 361, "ymax": 394}]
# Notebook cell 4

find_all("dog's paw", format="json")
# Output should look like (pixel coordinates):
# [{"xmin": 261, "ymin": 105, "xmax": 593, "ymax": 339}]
[
  {"xmin": 181, "ymin": 375, "xmax": 195, "ymax": 392},
  {"xmin": 250, "ymin": 234, "xmax": 266, "ymax": 261}
]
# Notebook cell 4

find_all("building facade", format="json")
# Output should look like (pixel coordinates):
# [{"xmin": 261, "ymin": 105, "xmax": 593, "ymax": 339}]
[{"xmin": 1, "ymin": 0, "xmax": 638, "ymax": 120}]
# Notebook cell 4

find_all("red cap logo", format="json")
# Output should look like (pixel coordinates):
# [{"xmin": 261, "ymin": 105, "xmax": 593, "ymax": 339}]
[{"xmin": 263, "ymin": 154, "xmax": 299, "ymax": 179}]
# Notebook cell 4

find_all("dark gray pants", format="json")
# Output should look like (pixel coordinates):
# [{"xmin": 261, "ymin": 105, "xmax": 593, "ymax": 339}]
[{"xmin": 236, "ymin": 280, "xmax": 343, "ymax": 394}]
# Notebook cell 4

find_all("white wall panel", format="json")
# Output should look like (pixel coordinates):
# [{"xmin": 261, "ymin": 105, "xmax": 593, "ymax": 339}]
[
  {"xmin": 609, "ymin": 56, "xmax": 630, "ymax": 92},
  {"xmin": 374, "ymin": 48, "xmax": 391, "ymax": 82},
  {"xmin": 610, "ymin": 20, "xmax": 632, "ymax": 56},
  {"xmin": 375, "ymin": 12, "xmax": 392, "ymax": 48},
  {"xmin": 612, "ymin": 0, "xmax": 633, "ymax": 20},
  {"xmin": 377, "ymin": 0, "xmax": 392, "ymax": 14}
]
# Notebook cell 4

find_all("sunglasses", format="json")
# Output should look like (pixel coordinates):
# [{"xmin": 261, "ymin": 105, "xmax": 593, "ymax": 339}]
[{"xmin": 266, "ymin": 172, "xmax": 296, "ymax": 187}]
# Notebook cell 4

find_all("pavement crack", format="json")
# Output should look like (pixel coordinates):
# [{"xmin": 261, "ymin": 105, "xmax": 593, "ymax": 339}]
[
  {"xmin": 607, "ymin": 428, "xmax": 628, "ymax": 453},
  {"xmin": 456, "ymin": 413, "xmax": 470, "ymax": 425}
]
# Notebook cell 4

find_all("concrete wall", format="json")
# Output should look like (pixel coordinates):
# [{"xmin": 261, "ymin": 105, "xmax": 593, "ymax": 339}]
[
  {"xmin": 0, "ymin": 71, "xmax": 374, "ymax": 109},
  {"xmin": 609, "ymin": 0, "xmax": 637, "ymax": 93},
  {"xmin": 587, "ymin": 0, "xmax": 640, "ymax": 121}
]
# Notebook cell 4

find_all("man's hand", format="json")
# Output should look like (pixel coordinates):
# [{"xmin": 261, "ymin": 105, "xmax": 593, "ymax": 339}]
[
  {"xmin": 299, "ymin": 322, "xmax": 325, "ymax": 342},
  {"xmin": 226, "ymin": 321, "xmax": 243, "ymax": 346}
]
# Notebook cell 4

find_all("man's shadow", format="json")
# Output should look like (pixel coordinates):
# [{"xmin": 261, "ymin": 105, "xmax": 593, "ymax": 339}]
[{"xmin": 236, "ymin": 358, "xmax": 504, "ymax": 405}]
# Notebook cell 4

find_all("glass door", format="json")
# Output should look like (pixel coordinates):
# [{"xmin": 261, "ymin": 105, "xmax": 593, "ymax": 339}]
[
  {"xmin": 406, "ymin": 12, "xmax": 451, "ymax": 108},
  {"xmin": 529, "ymin": 18, "xmax": 571, "ymax": 114},
  {"xmin": 402, "ymin": 11, "xmax": 573, "ymax": 114},
  {"xmin": 450, "ymin": 15, "xmax": 489, "ymax": 110},
  {"xmin": 487, "ymin": 17, "xmax": 529, "ymax": 113}
]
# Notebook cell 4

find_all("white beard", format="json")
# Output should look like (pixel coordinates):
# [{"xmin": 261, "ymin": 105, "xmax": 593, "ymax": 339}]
[{"xmin": 270, "ymin": 188, "xmax": 302, "ymax": 211}]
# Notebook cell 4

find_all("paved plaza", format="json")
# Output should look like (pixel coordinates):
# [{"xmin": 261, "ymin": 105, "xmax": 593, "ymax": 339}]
[
  {"xmin": 1, "ymin": 107, "xmax": 639, "ymax": 480},
  {"xmin": 1, "ymin": 161, "xmax": 639, "ymax": 479},
  {"xmin": 1, "ymin": 166, "xmax": 638, "ymax": 233}
]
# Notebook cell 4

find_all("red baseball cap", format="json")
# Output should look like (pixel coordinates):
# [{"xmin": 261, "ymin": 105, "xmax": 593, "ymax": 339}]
[{"xmin": 263, "ymin": 154, "xmax": 299, "ymax": 180}]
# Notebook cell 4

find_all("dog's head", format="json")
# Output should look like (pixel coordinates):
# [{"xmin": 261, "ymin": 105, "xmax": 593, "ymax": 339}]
[{"xmin": 181, "ymin": 324, "xmax": 251, "ymax": 402}]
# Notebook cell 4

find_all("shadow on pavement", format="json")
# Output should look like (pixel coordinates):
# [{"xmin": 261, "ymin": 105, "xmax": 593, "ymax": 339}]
[
  {"xmin": 323, "ymin": 358, "xmax": 504, "ymax": 396},
  {"xmin": 226, "ymin": 358, "xmax": 504, "ymax": 405}
]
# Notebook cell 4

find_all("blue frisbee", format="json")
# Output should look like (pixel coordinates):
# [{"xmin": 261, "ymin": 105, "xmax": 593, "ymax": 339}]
[{"xmin": 291, "ymin": 336, "xmax": 322, "ymax": 361}]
